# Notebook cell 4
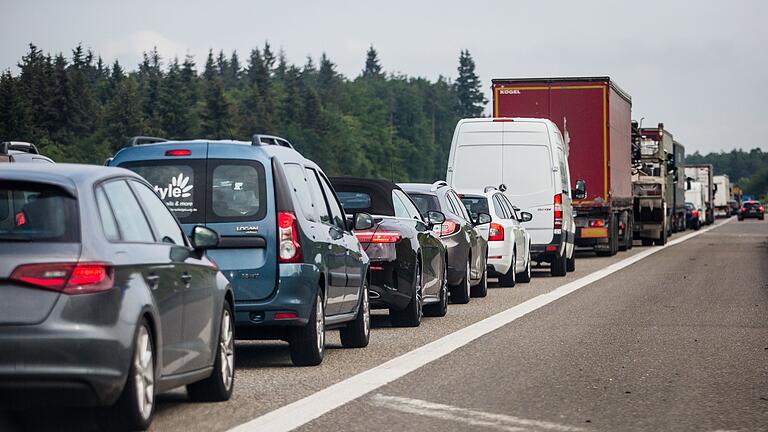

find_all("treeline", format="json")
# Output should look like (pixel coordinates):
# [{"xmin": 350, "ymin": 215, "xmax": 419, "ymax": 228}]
[
  {"xmin": 686, "ymin": 148, "xmax": 768, "ymax": 197},
  {"xmin": 0, "ymin": 43, "xmax": 488, "ymax": 182}
]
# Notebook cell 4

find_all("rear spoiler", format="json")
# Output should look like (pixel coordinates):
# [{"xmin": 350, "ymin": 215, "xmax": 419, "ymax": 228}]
[
  {"xmin": 126, "ymin": 136, "xmax": 168, "ymax": 147},
  {"xmin": 252, "ymin": 134, "xmax": 294, "ymax": 149}
]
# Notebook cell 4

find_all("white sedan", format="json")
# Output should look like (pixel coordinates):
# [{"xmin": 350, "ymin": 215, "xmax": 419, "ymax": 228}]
[{"xmin": 459, "ymin": 188, "xmax": 532, "ymax": 286}]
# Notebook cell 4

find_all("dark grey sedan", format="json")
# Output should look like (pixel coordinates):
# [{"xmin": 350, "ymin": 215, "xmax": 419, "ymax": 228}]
[{"xmin": 0, "ymin": 164, "xmax": 234, "ymax": 431}]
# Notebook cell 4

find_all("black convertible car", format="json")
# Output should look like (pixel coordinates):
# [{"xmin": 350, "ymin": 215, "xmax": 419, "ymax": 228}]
[{"xmin": 331, "ymin": 178, "xmax": 448, "ymax": 327}]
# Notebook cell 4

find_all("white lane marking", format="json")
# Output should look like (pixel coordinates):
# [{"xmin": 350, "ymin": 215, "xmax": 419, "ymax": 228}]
[
  {"xmin": 369, "ymin": 394, "xmax": 585, "ymax": 432},
  {"xmin": 229, "ymin": 219, "xmax": 730, "ymax": 432}
]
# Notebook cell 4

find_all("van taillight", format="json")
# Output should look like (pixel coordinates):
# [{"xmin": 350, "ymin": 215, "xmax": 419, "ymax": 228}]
[
  {"xmin": 553, "ymin": 193, "xmax": 563, "ymax": 229},
  {"xmin": 165, "ymin": 149, "xmax": 191, "ymax": 156},
  {"xmin": 277, "ymin": 211, "xmax": 302, "ymax": 263},
  {"xmin": 489, "ymin": 223, "xmax": 504, "ymax": 241},
  {"xmin": 10, "ymin": 262, "xmax": 114, "ymax": 295}
]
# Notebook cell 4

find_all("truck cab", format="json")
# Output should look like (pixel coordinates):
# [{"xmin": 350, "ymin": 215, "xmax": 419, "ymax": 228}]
[{"xmin": 631, "ymin": 122, "xmax": 674, "ymax": 245}]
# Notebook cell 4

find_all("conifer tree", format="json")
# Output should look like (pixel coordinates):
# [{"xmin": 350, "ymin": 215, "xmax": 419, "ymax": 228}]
[
  {"xmin": 454, "ymin": 49, "xmax": 487, "ymax": 118},
  {"xmin": 362, "ymin": 45, "xmax": 383, "ymax": 78}
]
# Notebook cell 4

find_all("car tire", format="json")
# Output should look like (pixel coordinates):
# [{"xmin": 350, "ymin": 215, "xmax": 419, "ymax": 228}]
[
  {"xmin": 641, "ymin": 238, "xmax": 653, "ymax": 246},
  {"xmin": 566, "ymin": 251, "xmax": 576, "ymax": 272},
  {"xmin": 499, "ymin": 252, "xmax": 516, "ymax": 287},
  {"xmin": 423, "ymin": 262, "xmax": 448, "ymax": 317},
  {"xmin": 110, "ymin": 319, "xmax": 156, "ymax": 432},
  {"xmin": 470, "ymin": 256, "xmax": 488, "ymax": 298},
  {"xmin": 390, "ymin": 262, "xmax": 423, "ymax": 327},
  {"xmin": 550, "ymin": 251, "xmax": 567, "ymax": 277},
  {"xmin": 289, "ymin": 292, "xmax": 325, "ymax": 366},
  {"xmin": 450, "ymin": 259, "xmax": 471, "ymax": 304},
  {"xmin": 187, "ymin": 301, "xmax": 235, "ymax": 402},
  {"xmin": 340, "ymin": 279, "xmax": 371, "ymax": 348},
  {"xmin": 516, "ymin": 251, "xmax": 532, "ymax": 283}
]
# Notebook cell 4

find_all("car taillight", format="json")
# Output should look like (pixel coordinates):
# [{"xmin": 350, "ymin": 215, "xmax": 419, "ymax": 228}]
[
  {"xmin": 760, "ymin": 207, "xmax": 765, "ymax": 212},
  {"xmin": 553, "ymin": 193, "xmax": 563, "ymax": 229},
  {"xmin": 691, "ymin": 210, "xmax": 699, "ymax": 217},
  {"xmin": 489, "ymin": 223, "xmax": 504, "ymax": 241},
  {"xmin": 354, "ymin": 231, "xmax": 401, "ymax": 243},
  {"xmin": 9, "ymin": 262, "xmax": 114, "ymax": 295},
  {"xmin": 588, "ymin": 219, "xmax": 605, "ymax": 227},
  {"xmin": 742, "ymin": 208, "xmax": 747, "ymax": 213},
  {"xmin": 440, "ymin": 220, "xmax": 460, "ymax": 237},
  {"xmin": 277, "ymin": 211, "xmax": 302, "ymax": 263}
]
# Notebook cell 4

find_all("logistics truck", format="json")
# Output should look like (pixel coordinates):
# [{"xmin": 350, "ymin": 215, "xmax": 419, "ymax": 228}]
[
  {"xmin": 631, "ymin": 122, "xmax": 679, "ymax": 245},
  {"xmin": 491, "ymin": 77, "xmax": 633, "ymax": 256},
  {"xmin": 713, "ymin": 174, "xmax": 731, "ymax": 218},
  {"xmin": 685, "ymin": 164, "xmax": 715, "ymax": 224}
]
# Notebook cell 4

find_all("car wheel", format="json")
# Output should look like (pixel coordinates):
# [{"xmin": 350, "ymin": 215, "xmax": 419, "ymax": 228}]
[
  {"xmin": 450, "ymin": 258, "xmax": 471, "ymax": 304},
  {"xmin": 499, "ymin": 252, "xmax": 516, "ymax": 287},
  {"xmin": 390, "ymin": 262, "xmax": 423, "ymax": 327},
  {"xmin": 517, "ymin": 250, "xmax": 532, "ymax": 283},
  {"xmin": 566, "ymin": 250, "xmax": 576, "ymax": 272},
  {"xmin": 110, "ymin": 319, "xmax": 155, "ymax": 431},
  {"xmin": 424, "ymin": 262, "xmax": 448, "ymax": 317},
  {"xmin": 340, "ymin": 279, "xmax": 371, "ymax": 348},
  {"xmin": 550, "ymin": 250, "xmax": 567, "ymax": 277},
  {"xmin": 290, "ymin": 292, "xmax": 325, "ymax": 366},
  {"xmin": 187, "ymin": 301, "xmax": 235, "ymax": 402},
  {"xmin": 470, "ymin": 256, "xmax": 488, "ymax": 298}
]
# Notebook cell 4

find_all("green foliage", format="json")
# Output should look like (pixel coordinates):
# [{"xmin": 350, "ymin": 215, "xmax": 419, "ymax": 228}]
[
  {"xmin": 687, "ymin": 148, "xmax": 768, "ymax": 197},
  {"xmin": 0, "ymin": 43, "xmax": 476, "ymax": 182}
]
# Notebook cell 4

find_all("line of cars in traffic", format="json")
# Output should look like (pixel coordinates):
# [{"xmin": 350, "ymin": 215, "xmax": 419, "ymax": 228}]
[{"xmin": 0, "ymin": 131, "xmax": 547, "ymax": 430}]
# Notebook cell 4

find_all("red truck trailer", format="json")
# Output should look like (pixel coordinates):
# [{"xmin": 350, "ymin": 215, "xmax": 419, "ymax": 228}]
[{"xmin": 492, "ymin": 77, "xmax": 633, "ymax": 255}]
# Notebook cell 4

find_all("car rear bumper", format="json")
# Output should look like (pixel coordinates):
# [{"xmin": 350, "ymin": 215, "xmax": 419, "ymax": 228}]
[
  {"xmin": 368, "ymin": 260, "xmax": 410, "ymax": 311},
  {"xmin": 487, "ymin": 241, "xmax": 513, "ymax": 275},
  {"xmin": 0, "ymin": 325, "xmax": 129, "ymax": 408},
  {"xmin": 234, "ymin": 263, "xmax": 320, "ymax": 334}
]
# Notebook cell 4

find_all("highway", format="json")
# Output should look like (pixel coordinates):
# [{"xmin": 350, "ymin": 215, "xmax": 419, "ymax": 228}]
[{"xmin": 4, "ymin": 218, "xmax": 767, "ymax": 431}]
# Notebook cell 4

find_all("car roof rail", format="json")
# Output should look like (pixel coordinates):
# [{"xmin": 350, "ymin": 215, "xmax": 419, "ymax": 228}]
[
  {"xmin": 484, "ymin": 186, "xmax": 498, "ymax": 193},
  {"xmin": 126, "ymin": 136, "xmax": 168, "ymax": 147},
  {"xmin": 252, "ymin": 134, "xmax": 294, "ymax": 149},
  {"xmin": 0, "ymin": 141, "xmax": 39, "ymax": 155},
  {"xmin": 430, "ymin": 180, "xmax": 448, "ymax": 191}
]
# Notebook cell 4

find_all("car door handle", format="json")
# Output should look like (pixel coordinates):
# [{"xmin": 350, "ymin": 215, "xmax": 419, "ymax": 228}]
[
  {"xmin": 181, "ymin": 273, "xmax": 192, "ymax": 283},
  {"xmin": 145, "ymin": 274, "xmax": 160, "ymax": 290}
]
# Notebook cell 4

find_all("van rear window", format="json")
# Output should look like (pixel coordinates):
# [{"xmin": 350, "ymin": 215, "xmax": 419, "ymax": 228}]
[
  {"xmin": 127, "ymin": 162, "xmax": 203, "ymax": 223},
  {"xmin": 0, "ymin": 182, "xmax": 79, "ymax": 243}
]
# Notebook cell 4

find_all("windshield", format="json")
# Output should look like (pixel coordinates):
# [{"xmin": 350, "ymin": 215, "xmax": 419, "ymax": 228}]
[
  {"xmin": 0, "ymin": 182, "xmax": 79, "ymax": 242},
  {"xmin": 406, "ymin": 193, "xmax": 440, "ymax": 216},
  {"xmin": 337, "ymin": 191, "xmax": 372, "ymax": 211}
]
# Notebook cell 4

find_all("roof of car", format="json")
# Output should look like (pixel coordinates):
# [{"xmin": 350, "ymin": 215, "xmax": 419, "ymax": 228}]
[
  {"xmin": 329, "ymin": 177, "xmax": 401, "ymax": 216},
  {"xmin": 398, "ymin": 182, "xmax": 448, "ymax": 194},
  {"xmin": 0, "ymin": 163, "xmax": 140, "ymax": 196}
]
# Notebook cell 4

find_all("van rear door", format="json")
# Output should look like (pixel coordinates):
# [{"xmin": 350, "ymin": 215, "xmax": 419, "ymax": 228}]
[
  {"xmin": 501, "ymin": 121, "xmax": 555, "ymax": 246},
  {"xmin": 449, "ymin": 120, "xmax": 504, "ymax": 192}
]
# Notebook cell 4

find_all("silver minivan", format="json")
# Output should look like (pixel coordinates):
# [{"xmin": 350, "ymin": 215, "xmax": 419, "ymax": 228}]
[{"xmin": 447, "ymin": 118, "xmax": 583, "ymax": 276}]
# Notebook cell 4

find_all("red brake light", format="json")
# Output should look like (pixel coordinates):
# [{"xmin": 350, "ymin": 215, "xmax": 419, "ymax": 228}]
[
  {"xmin": 165, "ymin": 149, "xmax": 191, "ymax": 157},
  {"xmin": 760, "ymin": 207, "xmax": 765, "ymax": 212},
  {"xmin": 588, "ymin": 219, "xmax": 605, "ymax": 227},
  {"xmin": 277, "ymin": 211, "xmax": 302, "ymax": 263},
  {"xmin": 274, "ymin": 312, "xmax": 298, "ymax": 320},
  {"xmin": 489, "ymin": 223, "xmax": 505, "ymax": 241},
  {"xmin": 440, "ymin": 220, "xmax": 460, "ymax": 237},
  {"xmin": 10, "ymin": 262, "xmax": 114, "ymax": 295},
  {"xmin": 691, "ymin": 210, "xmax": 699, "ymax": 217},
  {"xmin": 354, "ymin": 231, "xmax": 401, "ymax": 244},
  {"xmin": 553, "ymin": 193, "xmax": 563, "ymax": 229},
  {"xmin": 492, "ymin": 118, "xmax": 515, "ymax": 122}
]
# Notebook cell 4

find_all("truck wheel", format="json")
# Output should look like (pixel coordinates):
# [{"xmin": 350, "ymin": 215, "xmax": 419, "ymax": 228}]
[
  {"xmin": 596, "ymin": 214, "xmax": 619, "ymax": 257},
  {"xmin": 655, "ymin": 227, "xmax": 668, "ymax": 246},
  {"xmin": 566, "ymin": 251, "xmax": 575, "ymax": 272},
  {"xmin": 340, "ymin": 280, "xmax": 370, "ymax": 348},
  {"xmin": 626, "ymin": 216, "xmax": 634, "ymax": 250},
  {"xmin": 641, "ymin": 238, "xmax": 653, "ymax": 246},
  {"xmin": 618, "ymin": 212, "xmax": 629, "ymax": 252},
  {"xmin": 550, "ymin": 251, "xmax": 567, "ymax": 277}
]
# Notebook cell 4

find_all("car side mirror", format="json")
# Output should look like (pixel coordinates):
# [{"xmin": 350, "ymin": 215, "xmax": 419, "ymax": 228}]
[
  {"xmin": 686, "ymin": 178, "xmax": 692, "ymax": 190},
  {"xmin": 520, "ymin": 212, "xmax": 533, "ymax": 222},
  {"xmin": 191, "ymin": 226, "xmax": 219, "ymax": 250},
  {"xmin": 425, "ymin": 210, "xmax": 446, "ymax": 227},
  {"xmin": 475, "ymin": 212, "xmax": 492, "ymax": 225},
  {"xmin": 353, "ymin": 212, "xmax": 374, "ymax": 231},
  {"xmin": 573, "ymin": 179, "xmax": 587, "ymax": 200}
]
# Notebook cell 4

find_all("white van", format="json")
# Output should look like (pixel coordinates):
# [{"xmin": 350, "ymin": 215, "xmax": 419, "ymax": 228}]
[{"xmin": 446, "ymin": 118, "xmax": 580, "ymax": 277}]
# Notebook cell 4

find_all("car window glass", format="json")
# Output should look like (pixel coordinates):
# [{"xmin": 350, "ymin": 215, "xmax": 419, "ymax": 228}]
[
  {"xmin": 448, "ymin": 191, "xmax": 469, "ymax": 221},
  {"xmin": 501, "ymin": 195, "xmax": 517, "ymax": 221},
  {"xmin": 211, "ymin": 164, "xmax": 263, "ymax": 219},
  {"xmin": 126, "ymin": 162, "xmax": 202, "ymax": 222},
  {"xmin": 493, "ymin": 194, "xmax": 508, "ymax": 219},
  {"xmin": 317, "ymin": 174, "xmax": 346, "ymax": 229},
  {"xmin": 102, "ymin": 180, "xmax": 155, "ymax": 243},
  {"xmin": 395, "ymin": 190, "xmax": 423, "ymax": 220},
  {"xmin": 95, "ymin": 186, "xmax": 120, "ymax": 241},
  {"xmin": 131, "ymin": 181, "xmax": 186, "ymax": 246},
  {"xmin": 284, "ymin": 163, "xmax": 317, "ymax": 222},
  {"xmin": 305, "ymin": 168, "xmax": 331, "ymax": 224},
  {"xmin": 407, "ymin": 193, "xmax": 440, "ymax": 216},
  {"xmin": 391, "ymin": 191, "xmax": 410, "ymax": 219},
  {"xmin": 0, "ymin": 182, "xmax": 79, "ymax": 243}
]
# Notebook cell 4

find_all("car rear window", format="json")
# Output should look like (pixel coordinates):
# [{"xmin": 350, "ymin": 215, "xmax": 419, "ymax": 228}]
[
  {"xmin": 407, "ymin": 193, "xmax": 440, "ymax": 216},
  {"xmin": 0, "ymin": 181, "xmax": 79, "ymax": 243},
  {"xmin": 337, "ymin": 192, "xmax": 372, "ymax": 210},
  {"xmin": 460, "ymin": 196, "xmax": 489, "ymax": 216},
  {"xmin": 744, "ymin": 202, "xmax": 761, "ymax": 209},
  {"xmin": 121, "ymin": 159, "xmax": 266, "ymax": 224}
]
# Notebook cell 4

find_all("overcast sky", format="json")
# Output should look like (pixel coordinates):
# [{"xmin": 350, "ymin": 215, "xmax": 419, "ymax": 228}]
[{"xmin": 1, "ymin": 0, "xmax": 766, "ymax": 154}]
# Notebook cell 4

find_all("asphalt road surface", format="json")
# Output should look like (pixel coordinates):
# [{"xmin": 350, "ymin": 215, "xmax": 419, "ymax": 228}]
[{"xmin": 3, "ymin": 218, "xmax": 767, "ymax": 431}]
